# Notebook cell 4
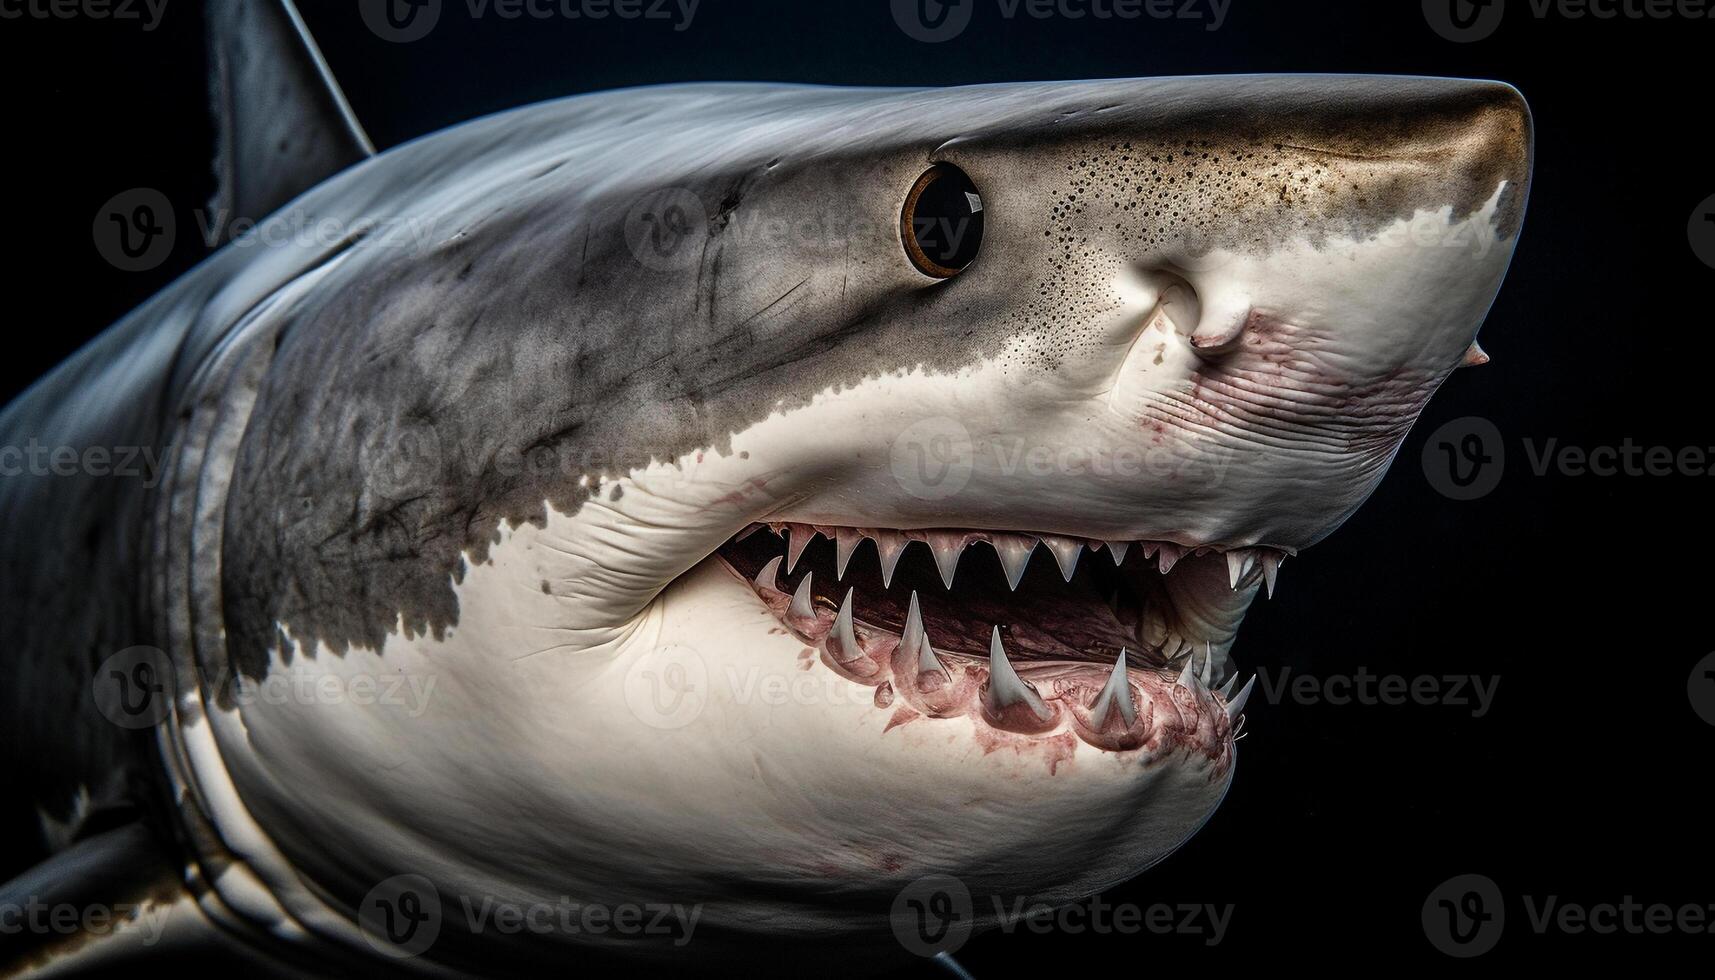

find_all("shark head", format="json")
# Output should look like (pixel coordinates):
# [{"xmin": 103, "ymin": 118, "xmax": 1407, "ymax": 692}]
[{"xmin": 189, "ymin": 75, "xmax": 1529, "ymax": 967}]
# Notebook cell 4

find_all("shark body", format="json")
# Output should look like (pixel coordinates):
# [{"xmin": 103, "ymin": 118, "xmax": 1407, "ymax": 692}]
[{"xmin": 0, "ymin": 2, "xmax": 1531, "ymax": 974}]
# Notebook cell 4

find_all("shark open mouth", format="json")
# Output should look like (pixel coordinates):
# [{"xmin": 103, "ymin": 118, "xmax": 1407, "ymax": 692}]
[{"xmin": 714, "ymin": 524, "xmax": 1274, "ymax": 753}]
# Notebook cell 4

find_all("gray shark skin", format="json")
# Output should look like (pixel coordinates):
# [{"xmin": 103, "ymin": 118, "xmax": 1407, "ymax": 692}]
[{"xmin": 0, "ymin": 4, "xmax": 1532, "ymax": 975}]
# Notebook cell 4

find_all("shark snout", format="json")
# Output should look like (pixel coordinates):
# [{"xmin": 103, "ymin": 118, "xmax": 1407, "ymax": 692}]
[{"xmin": 1066, "ymin": 80, "xmax": 1535, "ymax": 549}]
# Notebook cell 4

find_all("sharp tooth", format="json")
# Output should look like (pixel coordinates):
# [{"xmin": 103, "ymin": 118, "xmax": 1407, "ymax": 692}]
[
  {"xmin": 785, "ymin": 525, "xmax": 817, "ymax": 574},
  {"xmin": 1201, "ymin": 642, "xmax": 1214, "ymax": 686},
  {"xmin": 1176, "ymin": 655, "xmax": 1198, "ymax": 690},
  {"xmin": 1040, "ymin": 535, "xmax": 1082, "ymax": 582},
  {"xmin": 789, "ymin": 571, "xmax": 816, "ymax": 620},
  {"xmin": 985, "ymin": 627, "xmax": 1051, "ymax": 720},
  {"xmin": 1140, "ymin": 541, "xmax": 1161, "ymax": 559},
  {"xmin": 1218, "ymin": 674, "xmax": 1238, "ymax": 698},
  {"xmin": 925, "ymin": 531, "xmax": 966, "ymax": 590},
  {"xmin": 734, "ymin": 523, "xmax": 764, "ymax": 542},
  {"xmin": 1105, "ymin": 540, "xmax": 1131, "ymax": 565},
  {"xmin": 874, "ymin": 530, "xmax": 908, "ymax": 588},
  {"xmin": 827, "ymin": 587, "xmax": 862, "ymax": 663},
  {"xmin": 1260, "ymin": 551, "xmax": 1282, "ymax": 598},
  {"xmin": 1225, "ymin": 676, "xmax": 1255, "ymax": 721},
  {"xmin": 834, "ymin": 528, "xmax": 863, "ymax": 580},
  {"xmin": 989, "ymin": 534, "xmax": 1037, "ymax": 591},
  {"xmin": 1226, "ymin": 548, "xmax": 1257, "ymax": 590},
  {"xmin": 1461, "ymin": 341, "xmax": 1491, "ymax": 367},
  {"xmin": 1156, "ymin": 543, "xmax": 1184, "ymax": 574},
  {"xmin": 1087, "ymin": 648, "xmax": 1138, "ymax": 731},
  {"xmin": 901, "ymin": 592, "xmax": 945, "ymax": 677},
  {"xmin": 754, "ymin": 556, "xmax": 782, "ymax": 592}
]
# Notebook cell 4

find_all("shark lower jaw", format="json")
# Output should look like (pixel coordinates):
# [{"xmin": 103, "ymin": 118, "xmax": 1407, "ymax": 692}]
[{"xmin": 703, "ymin": 521, "xmax": 1268, "ymax": 756}]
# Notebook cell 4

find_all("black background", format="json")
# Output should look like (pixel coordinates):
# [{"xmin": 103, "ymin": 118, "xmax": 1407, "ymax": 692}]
[{"xmin": 1, "ymin": 0, "xmax": 1710, "ymax": 973}]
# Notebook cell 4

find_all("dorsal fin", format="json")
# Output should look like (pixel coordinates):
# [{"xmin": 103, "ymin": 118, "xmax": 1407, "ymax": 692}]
[{"xmin": 206, "ymin": 0, "xmax": 374, "ymax": 244}]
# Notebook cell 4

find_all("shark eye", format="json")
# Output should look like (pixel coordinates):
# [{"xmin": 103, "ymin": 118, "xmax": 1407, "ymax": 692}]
[{"xmin": 901, "ymin": 164, "xmax": 984, "ymax": 278}]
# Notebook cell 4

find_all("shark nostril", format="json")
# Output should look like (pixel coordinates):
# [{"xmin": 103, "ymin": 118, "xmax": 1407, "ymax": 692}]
[{"xmin": 1145, "ymin": 267, "xmax": 1254, "ymax": 358}]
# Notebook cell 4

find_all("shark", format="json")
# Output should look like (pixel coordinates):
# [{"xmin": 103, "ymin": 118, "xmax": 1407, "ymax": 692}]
[{"xmin": 0, "ymin": 0, "xmax": 1531, "ymax": 975}]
